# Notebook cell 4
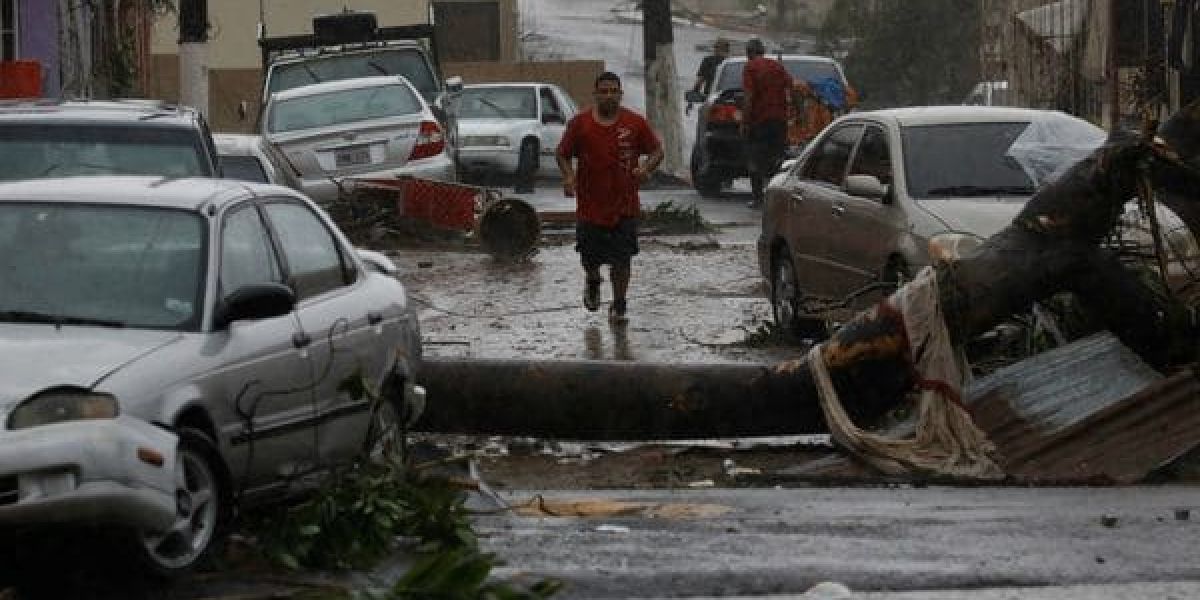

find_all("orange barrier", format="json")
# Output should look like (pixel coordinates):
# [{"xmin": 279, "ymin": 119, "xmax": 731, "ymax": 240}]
[{"xmin": 0, "ymin": 60, "xmax": 42, "ymax": 98}]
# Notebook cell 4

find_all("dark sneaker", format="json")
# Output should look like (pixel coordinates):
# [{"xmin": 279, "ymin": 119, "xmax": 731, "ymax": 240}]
[
  {"xmin": 583, "ymin": 278, "xmax": 602, "ymax": 311},
  {"xmin": 608, "ymin": 298, "xmax": 628, "ymax": 324}
]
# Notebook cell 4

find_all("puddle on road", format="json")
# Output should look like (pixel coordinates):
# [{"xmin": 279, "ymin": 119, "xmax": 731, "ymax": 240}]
[{"xmin": 393, "ymin": 243, "xmax": 806, "ymax": 364}]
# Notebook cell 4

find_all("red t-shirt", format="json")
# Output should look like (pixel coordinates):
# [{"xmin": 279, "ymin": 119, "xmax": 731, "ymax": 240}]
[
  {"xmin": 557, "ymin": 107, "xmax": 661, "ymax": 227},
  {"xmin": 743, "ymin": 56, "xmax": 792, "ymax": 125}
]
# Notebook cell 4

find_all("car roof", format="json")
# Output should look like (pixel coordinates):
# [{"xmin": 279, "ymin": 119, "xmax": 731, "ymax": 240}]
[
  {"xmin": 0, "ymin": 98, "xmax": 201, "ymax": 126},
  {"xmin": 269, "ymin": 75, "xmax": 418, "ymax": 102},
  {"xmin": 720, "ymin": 55, "xmax": 840, "ymax": 65},
  {"xmin": 463, "ymin": 82, "xmax": 557, "ymax": 89},
  {"xmin": 0, "ymin": 176, "xmax": 296, "ymax": 212},
  {"xmin": 848, "ymin": 105, "xmax": 1081, "ymax": 127}
]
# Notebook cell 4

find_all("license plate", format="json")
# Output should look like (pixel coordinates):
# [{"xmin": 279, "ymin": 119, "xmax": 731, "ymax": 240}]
[{"xmin": 335, "ymin": 147, "xmax": 371, "ymax": 167}]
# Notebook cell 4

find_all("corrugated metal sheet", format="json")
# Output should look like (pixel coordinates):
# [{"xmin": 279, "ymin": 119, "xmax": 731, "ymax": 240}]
[{"xmin": 967, "ymin": 332, "xmax": 1200, "ymax": 483}]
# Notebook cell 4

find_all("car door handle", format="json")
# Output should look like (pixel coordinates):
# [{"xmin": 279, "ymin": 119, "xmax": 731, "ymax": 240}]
[
  {"xmin": 368, "ymin": 311, "xmax": 383, "ymax": 325},
  {"xmin": 831, "ymin": 204, "xmax": 846, "ymax": 217},
  {"xmin": 292, "ymin": 332, "xmax": 311, "ymax": 348}
]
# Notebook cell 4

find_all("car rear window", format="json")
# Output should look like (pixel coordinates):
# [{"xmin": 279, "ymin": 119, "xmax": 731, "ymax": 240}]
[
  {"xmin": 267, "ymin": 48, "xmax": 439, "ymax": 103},
  {"xmin": 267, "ymin": 83, "xmax": 423, "ymax": 133},
  {"xmin": 220, "ymin": 155, "xmax": 270, "ymax": 183},
  {"xmin": 459, "ymin": 87, "xmax": 537, "ymax": 119},
  {"xmin": 0, "ymin": 125, "xmax": 211, "ymax": 181},
  {"xmin": 715, "ymin": 59, "xmax": 842, "ymax": 94}
]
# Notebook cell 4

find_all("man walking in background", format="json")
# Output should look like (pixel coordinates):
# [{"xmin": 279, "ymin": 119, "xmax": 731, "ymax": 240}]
[
  {"xmin": 741, "ymin": 37, "xmax": 792, "ymax": 208},
  {"xmin": 557, "ymin": 72, "xmax": 663, "ymax": 325},
  {"xmin": 687, "ymin": 37, "xmax": 730, "ymax": 114}
]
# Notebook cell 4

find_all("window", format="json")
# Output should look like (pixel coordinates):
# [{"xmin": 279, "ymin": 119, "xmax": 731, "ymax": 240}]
[
  {"xmin": 220, "ymin": 155, "xmax": 270, "ymax": 183},
  {"xmin": 262, "ymin": 201, "xmax": 354, "ymax": 300},
  {"xmin": 220, "ymin": 204, "xmax": 284, "ymax": 299},
  {"xmin": 539, "ymin": 87, "xmax": 563, "ymax": 123},
  {"xmin": 803, "ymin": 124, "xmax": 862, "ymax": 186},
  {"xmin": 847, "ymin": 126, "xmax": 893, "ymax": 189},
  {"xmin": 1, "ymin": 0, "xmax": 16, "ymax": 61}
]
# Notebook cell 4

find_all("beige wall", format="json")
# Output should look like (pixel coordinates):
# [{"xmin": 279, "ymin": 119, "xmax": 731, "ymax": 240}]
[{"xmin": 151, "ymin": 0, "xmax": 432, "ymax": 69}]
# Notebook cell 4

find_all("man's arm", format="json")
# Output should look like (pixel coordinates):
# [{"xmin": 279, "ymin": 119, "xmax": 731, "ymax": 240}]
[
  {"xmin": 633, "ymin": 121, "xmax": 665, "ymax": 182},
  {"xmin": 556, "ymin": 151, "xmax": 576, "ymax": 197}
]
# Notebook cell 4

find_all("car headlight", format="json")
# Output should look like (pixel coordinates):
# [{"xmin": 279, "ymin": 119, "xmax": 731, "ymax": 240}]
[
  {"xmin": 8, "ymin": 389, "xmax": 119, "ymax": 430},
  {"xmin": 461, "ymin": 135, "xmax": 511, "ymax": 148},
  {"xmin": 928, "ymin": 232, "xmax": 985, "ymax": 263}
]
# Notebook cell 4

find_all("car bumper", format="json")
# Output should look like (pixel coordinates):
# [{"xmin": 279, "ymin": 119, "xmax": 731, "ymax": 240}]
[
  {"xmin": 701, "ymin": 128, "xmax": 748, "ymax": 173},
  {"xmin": 458, "ymin": 147, "xmax": 519, "ymax": 174},
  {"xmin": 0, "ymin": 416, "xmax": 178, "ymax": 534},
  {"xmin": 297, "ymin": 155, "xmax": 459, "ymax": 204}
]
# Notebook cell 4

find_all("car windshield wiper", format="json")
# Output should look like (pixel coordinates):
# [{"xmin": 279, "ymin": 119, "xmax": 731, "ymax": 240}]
[
  {"xmin": 0, "ymin": 310, "xmax": 125, "ymax": 328},
  {"xmin": 924, "ymin": 185, "xmax": 1035, "ymax": 197},
  {"xmin": 477, "ymin": 97, "xmax": 510, "ymax": 118}
]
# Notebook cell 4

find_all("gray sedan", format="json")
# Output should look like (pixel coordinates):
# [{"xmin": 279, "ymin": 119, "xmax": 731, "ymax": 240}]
[
  {"xmin": 0, "ymin": 176, "xmax": 424, "ymax": 576},
  {"xmin": 758, "ymin": 106, "xmax": 1106, "ymax": 333}
]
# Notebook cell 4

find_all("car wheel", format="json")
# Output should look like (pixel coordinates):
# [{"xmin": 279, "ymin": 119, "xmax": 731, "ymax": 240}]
[
  {"xmin": 515, "ymin": 138, "xmax": 538, "ymax": 192},
  {"xmin": 771, "ymin": 250, "xmax": 826, "ymax": 339},
  {"xmin": 690, "ymin": 147, "xmax": 722, "ymax": 197},
  {"xmin": 134, "ymin": 428, "xmax": 227, "ymax": 578}
]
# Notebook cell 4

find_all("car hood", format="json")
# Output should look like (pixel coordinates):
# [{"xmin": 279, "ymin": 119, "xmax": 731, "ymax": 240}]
[
  {"xmin": 459, "ymin": 118, "xmax": 538, "ymax": 136},
  {"xmin": 914, "ymin": 197, "xmax": 1025, "ymax": 238},
  {"xmin": 0, "ymin": 326, "xmax": 181, "ymax": 406}
]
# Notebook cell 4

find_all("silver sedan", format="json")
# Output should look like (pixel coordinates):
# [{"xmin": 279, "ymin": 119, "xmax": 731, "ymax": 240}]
[
  {"xmin": 0, "ymin": 176, "xmax": 424, "ymax": 576},
  {"xmin": 262, "ymin": 75, "xmax": 458, "ymax": 204}
]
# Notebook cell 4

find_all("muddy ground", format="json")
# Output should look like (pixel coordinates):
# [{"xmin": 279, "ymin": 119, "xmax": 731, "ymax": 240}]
[{"xmin": 387, "ymin": 226, "xmax": 864, "ymax": 491}]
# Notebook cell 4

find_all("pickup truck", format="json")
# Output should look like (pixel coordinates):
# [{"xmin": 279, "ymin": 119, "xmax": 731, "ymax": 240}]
[{"xmin": 255, "ymin": 11, "xmax": 463, "ymax": 165}]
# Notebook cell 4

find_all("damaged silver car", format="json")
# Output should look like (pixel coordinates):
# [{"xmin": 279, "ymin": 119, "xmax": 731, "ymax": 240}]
[{"xmin": 0, "ymin": 176, "xmax": 424, "ymax": 577}]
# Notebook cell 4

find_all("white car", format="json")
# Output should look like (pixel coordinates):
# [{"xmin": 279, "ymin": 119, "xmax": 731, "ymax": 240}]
[
  {"xmin": 261, "ymin": 75, "xmax": 457, "ymax": 204},
  {"xmin": 0, "ymin": 176, "xmax": 424, "ymax": 576},
  {"xmin": 456, "ymin": 82, "xmax": 578, "ymax": 187},
  {"xmin": 214, "ymin": 133, "xmax": 282, "ymax": 184}
]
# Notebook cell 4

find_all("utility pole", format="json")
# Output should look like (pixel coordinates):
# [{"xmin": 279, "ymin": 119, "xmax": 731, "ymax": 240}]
[
  {"xmin": 178, "ymin": 0, "xmax": 210, "ymax": 117},
  {"xmin": 642, "ymin": 0, "xmax": 684, "ymax": 178}
]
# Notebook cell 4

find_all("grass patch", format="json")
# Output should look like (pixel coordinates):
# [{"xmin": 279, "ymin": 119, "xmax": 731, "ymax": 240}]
[{"xmin": 642, "ymin": 200, "xmax": 716, "ymax": 234}]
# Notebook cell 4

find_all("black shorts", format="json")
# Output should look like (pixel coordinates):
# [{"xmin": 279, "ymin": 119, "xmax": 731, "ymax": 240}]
[
  {"xmin": 746, "ymin": 119, "xmax": 788, "ymax": 175},
  {"xmin": 576, "ymin": 218, "xmax": 639, "ymax": 269}
]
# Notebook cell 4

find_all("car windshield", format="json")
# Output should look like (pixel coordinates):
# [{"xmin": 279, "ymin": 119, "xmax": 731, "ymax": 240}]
[
  {"xmin": 267, "ymin": 48, "xmax": 439, "ymax": 103},
  {"xmin": 267, "ymin": 83, "xmax": 423, "ymax": 133},
  {"xmin": 901, "ymin": 116, "xmax": 1105, "ymax": 200},
  {"xmin": 0, "ymin": 203, "xmax": 206, "ymax": 330},
  {"xmin": 458, "ymin": 87, "xmax": 537, "ymax": 119},
  {"xmin": 0, "ymin": 125, "xmax": 210, "ymax": 181},
  {"xmin": 715, "ymin": 59, "xmax": 842, "ymax": 93}
]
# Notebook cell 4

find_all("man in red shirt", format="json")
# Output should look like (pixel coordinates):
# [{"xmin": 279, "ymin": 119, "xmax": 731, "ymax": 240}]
[
  {"xmin": 741, "ymin": 38, "xmax": 793, "ymax": 208},
  {"xmin": 556, "ymin": 71, "xmax": 664, "ymax": 324}
]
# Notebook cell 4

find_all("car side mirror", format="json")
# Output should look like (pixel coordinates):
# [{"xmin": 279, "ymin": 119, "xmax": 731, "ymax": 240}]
[
  {"xmin": 844, "ymin": 174, "xmax": 888, "ymax": 200},
  {"xmin": 213, "ymin": 282, "xmax": 296, "ymax": 329},
  {"xmin": 445, "ymin": 75, "xmax": 464, "ymax": 95},
  {"xmin": 357, "ymin": 248, "xmax": 399, "ymax": 277},
  {"xmin": 542, "ymin": 113, "xmax": 565, "ymax": 125},
  {"xmin": 685, "ymin": 90, "xmax": 705, "ymax": 104}
]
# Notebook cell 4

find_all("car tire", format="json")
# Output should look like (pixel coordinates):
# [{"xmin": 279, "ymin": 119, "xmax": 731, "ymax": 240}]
[
  {"xmin": 515, "ymin": 138, "xmax": 538, "ymax": 192},
  {"xmin": 132, "ymin": 428, "xmax": 229, "ymax": 579},
  {"xmin": 690, "ymin": 147, "xmax": 722, "ymax": 197},
  {"xmin": 771, "ymin": 250, "xmax": 827, "ymax": 339}
]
